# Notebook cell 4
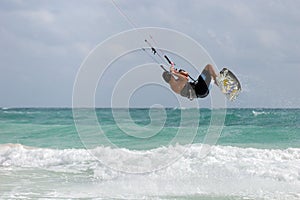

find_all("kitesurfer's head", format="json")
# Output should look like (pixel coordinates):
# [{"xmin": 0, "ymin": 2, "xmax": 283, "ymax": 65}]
[{"xmin": 162, "ymin": 71, "xmax": 171, "ymax": 83}]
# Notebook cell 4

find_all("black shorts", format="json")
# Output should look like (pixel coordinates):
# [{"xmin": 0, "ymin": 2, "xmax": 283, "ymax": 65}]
[{"xmin": 191, "ymin": 69, "xmax": 211, "ymax": 98}]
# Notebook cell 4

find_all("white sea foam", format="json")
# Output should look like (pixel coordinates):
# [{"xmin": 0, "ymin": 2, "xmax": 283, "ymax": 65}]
[
  {"xmin": 2, "ymin": 110, "xmax": 39, "ymax": 114},
  {"xmin": 252, "ymin": 110, "xmax": 269, "ymax": 116},
  {"xmin": 0, "ymin": 143, "xmax": 300, "ymax": 199}
]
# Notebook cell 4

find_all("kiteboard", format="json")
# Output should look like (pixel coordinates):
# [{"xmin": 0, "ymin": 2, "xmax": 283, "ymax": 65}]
[{"xmin": 216, "ymin": 68, "xmax": 241, "ymax": 101}]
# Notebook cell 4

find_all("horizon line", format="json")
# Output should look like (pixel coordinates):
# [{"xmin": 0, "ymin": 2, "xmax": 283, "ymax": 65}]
[{"xmin": 1, "ymin": 106, "xmax": 299, "ymax": 109}]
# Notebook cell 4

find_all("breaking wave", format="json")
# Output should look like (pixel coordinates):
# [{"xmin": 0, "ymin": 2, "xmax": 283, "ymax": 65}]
[{"xmin": 1, "ymin": 143, "xmax": 300, "ymax": 199}]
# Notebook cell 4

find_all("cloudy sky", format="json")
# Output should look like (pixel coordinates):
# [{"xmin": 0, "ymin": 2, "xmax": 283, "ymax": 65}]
[{"xmin": 1, "ymin": 0, "xmax": 299, "ymax": 108}]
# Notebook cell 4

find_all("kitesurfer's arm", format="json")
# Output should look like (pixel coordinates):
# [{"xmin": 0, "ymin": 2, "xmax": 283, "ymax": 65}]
[
  {"xmin": 166, "ymin": 64, "xmax": 188, "ymax": 94},
  {"xmin": 170, "ymin": 66, "xmax": 189, "ymax": 81}
]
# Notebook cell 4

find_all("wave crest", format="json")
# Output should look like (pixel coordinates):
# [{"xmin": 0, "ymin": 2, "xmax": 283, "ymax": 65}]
[{"xmin": 0, "ymin": 143, "xmax": 299, "ymax": 182}]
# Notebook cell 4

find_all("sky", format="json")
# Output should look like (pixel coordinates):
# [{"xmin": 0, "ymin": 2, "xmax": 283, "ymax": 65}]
[{"xmin": 0, "ymin": 0, "xmax": 299, "ymax": 108}]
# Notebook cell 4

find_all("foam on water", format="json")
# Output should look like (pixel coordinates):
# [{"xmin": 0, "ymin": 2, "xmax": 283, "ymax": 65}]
[
  {"xmin": 252, "ymin": 110, "xmax": 270, "ymax": 117},
  {"xmin": 1, "ymin": 143, "xmax": 300, "ymax": 199}
]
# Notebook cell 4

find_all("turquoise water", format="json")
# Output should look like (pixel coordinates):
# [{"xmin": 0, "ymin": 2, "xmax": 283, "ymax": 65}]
[
  {"xmin": 0, "ymin": 108, "xmax": 300, "ymax": 199},
  {"xmin": 1, "ymin": 108, "xmax": 299, "ymax": 149}
]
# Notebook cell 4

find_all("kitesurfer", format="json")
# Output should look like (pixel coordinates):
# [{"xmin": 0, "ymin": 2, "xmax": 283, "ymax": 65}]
[{"xmin": 162, "ymin": 63, "xmax": 219, "ymax": 100}]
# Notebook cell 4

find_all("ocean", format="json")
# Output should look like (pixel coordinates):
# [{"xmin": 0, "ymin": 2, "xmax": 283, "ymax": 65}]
[{"xmin": 0, "ymin": 107, "xmax": 299, "ymax": 199}]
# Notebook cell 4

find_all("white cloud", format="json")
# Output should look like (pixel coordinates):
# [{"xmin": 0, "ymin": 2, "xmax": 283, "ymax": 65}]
[
  {"xmin": 256, "ymin": 29, "xmax": 281, "ymax": 48},
  {"xmin": 18, "ymin": 9, "xmax": 55, "ymax": 24},
  {"xmin": 73, "ymin": 42, "xmax": 93, "ymax": 58}
]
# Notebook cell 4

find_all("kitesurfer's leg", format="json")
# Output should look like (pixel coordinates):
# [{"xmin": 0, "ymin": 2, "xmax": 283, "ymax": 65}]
[{"xmin": 202, "ymin": 64, "xmax": 218, "ymax": 86}]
